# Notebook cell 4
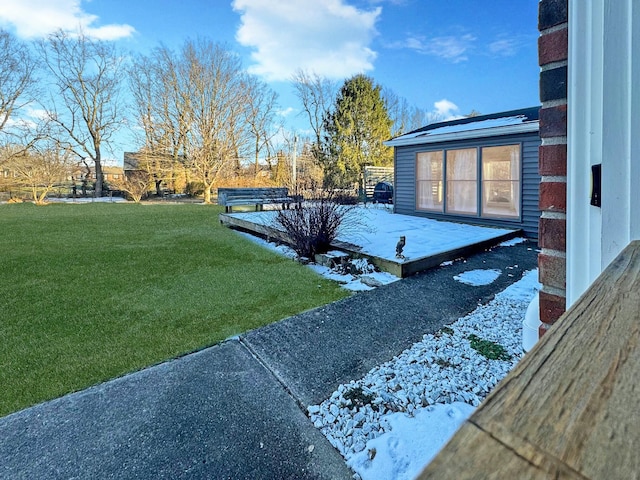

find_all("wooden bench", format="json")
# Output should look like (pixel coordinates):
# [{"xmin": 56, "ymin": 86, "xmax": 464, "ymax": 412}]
[
  {"xmin": 217, "ymin": 187, "xmax": 297, "ymax": 213},
  {"xmin": 418, "ymin": 240, "xmax": 640, "ymax": 479}
]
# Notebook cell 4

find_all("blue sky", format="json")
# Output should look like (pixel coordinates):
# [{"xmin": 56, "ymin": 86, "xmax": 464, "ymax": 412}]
[{"xmin": 0, "ymin": 0, "xmax": 540, "ymax": 157}]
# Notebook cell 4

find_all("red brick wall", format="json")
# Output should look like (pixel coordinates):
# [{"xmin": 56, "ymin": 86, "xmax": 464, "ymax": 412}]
[{"xmin": 538, "ymin": 0, "xmax": 568, "ymax": 335}]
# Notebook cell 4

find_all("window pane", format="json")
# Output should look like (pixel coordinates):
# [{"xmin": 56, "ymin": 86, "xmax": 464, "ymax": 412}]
[
  {"xmin": 416, "ymin": 151, "xmax": 443, "ymax": 211},
  {"xmin": 481, "ymin": 145, "xmax": 520, "ymax": 218},
  {"xmin": 446, "ymin": 148, "xmax": 477, "ymax": 215}
]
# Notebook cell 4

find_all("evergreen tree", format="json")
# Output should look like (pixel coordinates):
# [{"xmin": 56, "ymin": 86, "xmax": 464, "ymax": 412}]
[{"xmin": 322, "ymin": 74, "xmax": 393, "ymax": 188}]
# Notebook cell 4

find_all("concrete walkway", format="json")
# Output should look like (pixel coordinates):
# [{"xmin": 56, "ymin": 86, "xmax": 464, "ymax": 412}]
[{"xmin": 0, "ymin": 241, "xmax": 537, "ymax": 480}]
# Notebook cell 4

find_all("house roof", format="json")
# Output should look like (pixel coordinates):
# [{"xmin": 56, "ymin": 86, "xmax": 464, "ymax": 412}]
[
  {"xmin": 385, "ymin": 106, "xmax": 540, "ymax": 147},
  {"xmin": 124, "ymin": 151, "xmax": 186, "ymax": 171},
  {"xmin": 102, "ymin": 166, "xmax": 124, "ymax": 175},
  {"xmin": 123, "ymin": 152, "xmax": 149, "ymax": 171}
]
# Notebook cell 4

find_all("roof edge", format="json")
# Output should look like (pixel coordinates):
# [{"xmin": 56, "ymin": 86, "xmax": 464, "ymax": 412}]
[
  {"xmin": 404, "ymin": 106, "xmax": 540, "ymax": 135},
  {"xmin": 384, "ymin": 121, "xmax": 539, "ymax": 147}
]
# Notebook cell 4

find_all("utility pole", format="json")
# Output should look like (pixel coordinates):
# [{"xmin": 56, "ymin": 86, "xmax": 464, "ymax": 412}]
[{"xmin": 292, "ymin": 135, "xmax": 297, "ymax": 195}]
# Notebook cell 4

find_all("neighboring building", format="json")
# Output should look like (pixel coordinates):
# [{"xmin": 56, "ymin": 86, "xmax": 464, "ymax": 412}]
[
  {"xmin": 123, "ymin": 152, "xmax": 146, "ymax": 176},
  {"xmin": 69, "ymin": 164, "xmax": 124, "ymax": 183},
  {"xmin": 385, "ymin": 107, "xmax": 541, "ymax": 240},
  {"xmin": 102, "ymin": 166, "xmax": 124, "ymax": 182}
]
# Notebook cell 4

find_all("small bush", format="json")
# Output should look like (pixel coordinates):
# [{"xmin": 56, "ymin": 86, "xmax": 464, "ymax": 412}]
[
  {"xmin": 467, "ymin": 334, "xmax": 511, "ymax": 361},
  {"xmin": 109, "ymin": 171, "xmax": 152, "ymax": 203},
  {"xmin": 333, "ymin": 192, "xmax": 359, "ymax": 205},
  {"xmin": 441, "ymin": 326, "xmax": 455, "ymax": 335},
  {"xmin": 343, "ymin": 386, "xmax": 375, "ymax": 408},
  {"xmin": 185, "ymin": 181, "xmax": 205, "ymax": 197},
  {"xmin": 435, "ymin": 357, "xmax": 454, "ymax": 368},
  {"xmin": 273, "ymin": 189, "xmax": 360, "ymax": 258}
]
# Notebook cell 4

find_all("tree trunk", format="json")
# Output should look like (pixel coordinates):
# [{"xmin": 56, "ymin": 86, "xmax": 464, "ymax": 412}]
[
  {"xmin": 255, "ymin": 137, "xmax": 260, "ymax": 176},
  {"xmin": 94, "ymin": 155, "xmax": 103, "ymax": 197}
]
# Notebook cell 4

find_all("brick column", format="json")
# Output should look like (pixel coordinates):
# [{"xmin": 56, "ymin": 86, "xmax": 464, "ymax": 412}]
[{"xmin": 538, "ymin": 0, "xmax": 568, "ymax": 335}]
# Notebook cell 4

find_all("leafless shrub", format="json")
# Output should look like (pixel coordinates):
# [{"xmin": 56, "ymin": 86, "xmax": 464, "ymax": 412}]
[
  {"xmin": 4, "ymin": 145, "xmax": 72, "ymax": 205},
  {"xmin": 273, "ymin": 189, "xmax": 360, "ymax": 259},
  {"xmin": 110, "ymin": 171, "xmax": 152, "ymax": 203}
]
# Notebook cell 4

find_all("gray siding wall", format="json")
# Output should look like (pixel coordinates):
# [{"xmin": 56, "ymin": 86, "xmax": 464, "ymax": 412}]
[{"xmin": 393, "ymin": 132, "xmax": 541, "ymax": 241}]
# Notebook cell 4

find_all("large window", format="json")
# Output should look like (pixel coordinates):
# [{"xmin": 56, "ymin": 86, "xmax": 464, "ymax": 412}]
[
  {"xmin": 415, "ymin": 143, "xmax": 521, "ymax": 220},
  {"xmin": 481, "ymin": 145, "xmax": 520, "ymax": 219},
  {"xmin": 416, "ymin": 151, "xmax": 443, "ymax": 211},
  {"xmin": 446, "ymin": 148, "xmax": 477, "ymax": 215}
]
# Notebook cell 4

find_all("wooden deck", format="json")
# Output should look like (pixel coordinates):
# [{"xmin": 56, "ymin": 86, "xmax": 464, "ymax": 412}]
[
  {"xmin": 418, "ymin": 240, "xmax": 640, "ymax": 479},
  {"xmin": 219, "ymin": 212, "xmax": 520, "ymax": 278}
]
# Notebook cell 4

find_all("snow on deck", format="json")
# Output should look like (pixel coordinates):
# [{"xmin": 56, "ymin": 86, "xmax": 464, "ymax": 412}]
[{"xmin": 224, "ymin": 206, "xmax": 517, "ymax": 263}]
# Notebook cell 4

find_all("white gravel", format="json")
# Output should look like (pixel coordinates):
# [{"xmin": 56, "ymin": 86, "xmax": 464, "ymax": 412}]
[{"xmin": 307, "ymin": 269, "xmax": 540, "ymax": 475}]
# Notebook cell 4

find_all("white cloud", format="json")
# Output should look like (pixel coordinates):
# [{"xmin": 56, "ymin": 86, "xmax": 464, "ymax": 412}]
[
  {"xmin": 84, "ymin": 24, "xmax": 136, "ymax": 41},
  {"xmin": 0, "ymin": 0, "xmax": 135, "ymax": 40},
  {"xmin": 392, "ymin": 33, "xmax": 476, "ymax": 63},
  {"xmin": 3, "ymin": 106, "xmax": 47, "ymax": 130},
  {"xmin": 487, "ymin": 36, "xmax": 527, "ymax": 57},
  {"xmin": 232, "ymin": 0, "xmax": 381, "ymax": 81},
  {"xmin": 21, "ymin": 106, "xmax": 48, "ymax": 120},
  {"xmin": 369, "ymin": 0, "xmax": 408, "ymax": 5},
  {"xmin": 277, "ymin": 106, "xmax": 296, "ymax": 117},
  {"xmin": 433, "ymin": 99, "xmax": 460, "ymax": 119}
]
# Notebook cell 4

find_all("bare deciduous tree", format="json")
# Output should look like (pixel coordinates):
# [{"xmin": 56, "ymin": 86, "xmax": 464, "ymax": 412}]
[
  {"xmin": 244, "ymin": 76, "xmax": 280, "ymax": 175},
  {"xmin": 181, "ymin": 40, "xmax": 252, "ymax": 203},
  {"xmin": 37, "ymin": 30, "xmax": 125, "ymax": 197},
  {"xmin": 0, "ymin": 29, "xmax": 43, "ymax": 164},
  {"xmin": 0, "ymin": 30, "xmax": 37, "ymax": 136},
  {"xmin": 382, "ymin": 87, "xmax": 440, "ymax": 137},
  {"xmin": 129, "ymin": 48, "xmax": 190, "ymax": 192},
  {"xmin": 130, "ymin": 40, "xmax": 256, "ymax": 203},
  {"xmin": 291, "ymin": 69, "xmax": 336, "ymax": 164}
]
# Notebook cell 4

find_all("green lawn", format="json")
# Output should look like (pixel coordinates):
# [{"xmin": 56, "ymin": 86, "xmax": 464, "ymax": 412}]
[{"xmin": 0, "ymin": 202, "xmax": 349, "ymax": 417}]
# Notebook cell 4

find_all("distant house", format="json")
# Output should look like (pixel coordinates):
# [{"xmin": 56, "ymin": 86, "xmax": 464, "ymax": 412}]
[
  {"xmin": 69, "ymin": 164, "xmax": 123, "ymax": 183},
  {"xmin": 102, "ymin": 166, "xmax": 124, "ymax": 182},
  {"xmin": 122, "ymin": 152, "xmax": 146, "ymax": 176},
  {"xmin": 385, "ymin": 107, "xmax": 541, "ymax": 240}
]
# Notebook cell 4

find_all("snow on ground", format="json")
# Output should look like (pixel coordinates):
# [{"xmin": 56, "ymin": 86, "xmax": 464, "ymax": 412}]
[
  {"xmin": 227, "ymin": 205, "xmax": 516, "ymax": 262},
  {"xmin": 346, "ymin": 402, "xmax": 474, "ymax": 480},
  {"xmin": 45, "ymin": 196, "xmax": 128, "ymax": 203},
  {"xmin": 498, "ymin": 237, "xmax": 527, "ymax": 247},
  {"xmin": 237, "ymin": 230, "xmax": 400, "ymax": 291},
  {"xmin": 308, "ymin": 269, "xmax": 541, "ymax": 480},
  {"xmin": 234, "ymin": 206, "xmax": 540, "ymax": 478},
  {"xmin": 453, "ymin": 268, "xmax": 502, "ymax": 286},
  {"xmin": 234, "ymin": 205, "xmax": 525, "ymax": 292}
]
